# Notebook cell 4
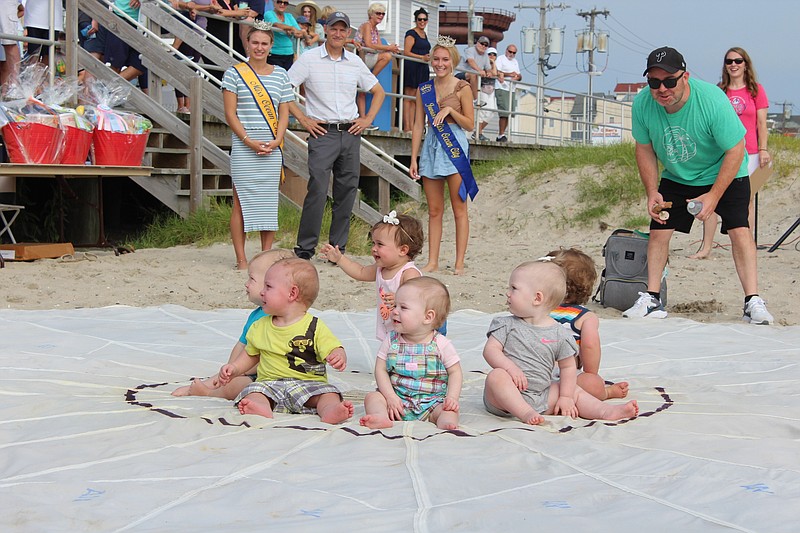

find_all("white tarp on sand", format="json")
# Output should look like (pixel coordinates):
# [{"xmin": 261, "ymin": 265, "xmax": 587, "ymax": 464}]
[{"xmin": 1, "ymin": 305, "xmax": 799, "ymax": 532}]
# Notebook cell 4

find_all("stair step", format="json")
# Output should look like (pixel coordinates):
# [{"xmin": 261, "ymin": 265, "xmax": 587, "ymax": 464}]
[
  {"xmin": 145, "ymin": 147, "xmax": 190, "ymax": 154},
  {"xmin": 150, "ymin": 167, "xmax": 227, "ymax": 175},
  {"xmin": 175, "ymin": 189, "xmax": 233, "ymax": 196}
]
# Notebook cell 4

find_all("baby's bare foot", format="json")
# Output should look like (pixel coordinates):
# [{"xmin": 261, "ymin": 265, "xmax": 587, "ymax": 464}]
[
  {"xmin": 436, "ymin": 419, "xmax": 459, "ymax": 430},
  {"xmin": 171, "ymin": 384, "xmax": 191, "ymax": 397},
  {"xmin": 607, "ymin": 399, "xmax": 638, "ymax": 420},
  {"xmin": 359, "ymin": 415, "xmax": 393, "ymax": 429},
  {"xmin": 605, "ymin": 381, "xmax": 629, "ymax": 399},
  {"xmin": 320, "ymin": 400, "xmax": 354, "ymax": 424},
  {"xmin": 519, "ymin": 408, "xmax": 544, "ymax": 425},
  {"xmin": 171, "ymin": 377, "xmax": 214, "ymax": 397},
  {"xmin": 238, "ymin": 397, "xmax": 273, "ymax": 417}
]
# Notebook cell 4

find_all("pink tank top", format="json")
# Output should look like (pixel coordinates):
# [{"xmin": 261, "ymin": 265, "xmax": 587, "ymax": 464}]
[{"xmin": 375, "ymin": 262, "xmax": 422, "ymax": 340}]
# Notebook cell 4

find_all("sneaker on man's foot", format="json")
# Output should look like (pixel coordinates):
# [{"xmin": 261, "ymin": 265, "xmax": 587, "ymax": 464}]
[
  {"xmin": 622, "ymin": 292, "xmax": 667, "ymax": 319},
  {"xmin": 478, "ymin": 133, "xmax": 489, "ymax": 141},
  {"xmin": 743, "ymin": 296, "xmax": 774, "ymax": 325},
  {"xmin": 496, "ymin": 134, "xmax": 508, "ymax": 142}
]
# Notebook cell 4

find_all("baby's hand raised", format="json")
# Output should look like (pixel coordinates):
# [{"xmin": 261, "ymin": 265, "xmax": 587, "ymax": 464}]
[
  {"xmin": 320, "ymin": 243, "xmax": 342, "ymax": 264},
  {"xmin": 443, "ymin": 396, "xmax": 459, "ymax": 412},
  {"xmin": 554, "ymin": 396, "xmax": 578, "ymax": 419},
  {"xmin": 326, "ymin": 347, "xmax": 347, "ymax": 371}
]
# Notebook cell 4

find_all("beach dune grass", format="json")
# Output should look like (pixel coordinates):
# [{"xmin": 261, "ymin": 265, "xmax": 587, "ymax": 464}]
[
  {"xmin": 130, "ymin": 198, "xmax": 374, "ymax": 255},
  {"xmin": 131, "ymin": 137, "xmax": 789, "ymax": 250}
]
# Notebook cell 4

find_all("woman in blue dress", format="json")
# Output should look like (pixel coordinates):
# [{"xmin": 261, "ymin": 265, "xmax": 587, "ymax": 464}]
[
  {"xmin": 409, "ymin": 38, "xmax": 474, "ymax": 275},
  {"xmin": 402, "ymin": 8, "xmax": 430, "ymax": 132}
]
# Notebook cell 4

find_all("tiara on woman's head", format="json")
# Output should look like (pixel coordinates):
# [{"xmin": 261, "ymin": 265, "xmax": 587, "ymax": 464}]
[
  {"xmin": 253, "ymin": 20, "xmax": 273, "ymax": 31},
  {"xmin": 436, "ymin": 35, "xmax": 457, "ymax": 48}
]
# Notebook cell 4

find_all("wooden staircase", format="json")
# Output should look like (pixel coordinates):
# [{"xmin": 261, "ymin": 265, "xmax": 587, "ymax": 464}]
[{"xmin": 76, "ymin": 0, "xmax": 420, "ymax": 223}]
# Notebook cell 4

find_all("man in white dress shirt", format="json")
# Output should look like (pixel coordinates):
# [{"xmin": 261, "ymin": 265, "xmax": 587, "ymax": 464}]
[{"xmin": 288, "ymin": 11, "xmax": 385, "ymax": 260}]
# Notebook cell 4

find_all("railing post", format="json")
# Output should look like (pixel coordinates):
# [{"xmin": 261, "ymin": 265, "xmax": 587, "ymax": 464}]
[
  {"xmin": 66, "ymin": 0, "xmax": 78, "ymax": 88},
  {"xmin": 189, "ymin": 76, "xmax": 204, "ymax": 213}
]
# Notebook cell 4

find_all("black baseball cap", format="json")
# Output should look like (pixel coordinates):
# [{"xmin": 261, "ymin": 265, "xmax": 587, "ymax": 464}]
[
  {"xmin": 643, "ymin": 47, "xmax": 686, "ymax": 76},
  {"xmin": 326, "ymin": 11, "xmax": 350, "ymax": 27}
]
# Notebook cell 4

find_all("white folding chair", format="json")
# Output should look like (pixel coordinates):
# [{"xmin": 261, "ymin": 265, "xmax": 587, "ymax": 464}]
[{"xmin": 0, "ymin": 204, "xmax": 24, "ymax": 244}]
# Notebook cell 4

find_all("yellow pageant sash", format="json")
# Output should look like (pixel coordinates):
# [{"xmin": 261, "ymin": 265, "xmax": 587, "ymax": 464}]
[{"xmin": 233, "ymin": 62, "xmax": 285, "ymax": 182}]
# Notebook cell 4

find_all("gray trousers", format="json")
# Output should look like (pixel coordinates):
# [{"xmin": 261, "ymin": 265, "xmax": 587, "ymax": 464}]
[{"xmin": 295, "ymin": 130, "xmax": 361, "ymax": 257}]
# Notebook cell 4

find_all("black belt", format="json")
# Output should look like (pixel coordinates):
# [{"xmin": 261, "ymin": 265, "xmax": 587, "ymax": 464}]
[{"xmin": 320, "ymin": 122, "xmax": 353, "ymax": 131}]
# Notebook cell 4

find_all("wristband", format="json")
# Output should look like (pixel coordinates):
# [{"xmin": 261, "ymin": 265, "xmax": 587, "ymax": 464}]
[{"xmin": 758, "ymin": 148, "xmax": 768, "ymax": 152}]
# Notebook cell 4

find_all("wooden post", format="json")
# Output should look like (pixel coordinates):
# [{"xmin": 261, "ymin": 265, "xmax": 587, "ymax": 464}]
[
  {"xmin": 65, "ymin": 0, "xmax": 78, "ymax": 88},
  {"xmin": 189, "ymin": 76, "xmax": 204, "ymax": 213}
]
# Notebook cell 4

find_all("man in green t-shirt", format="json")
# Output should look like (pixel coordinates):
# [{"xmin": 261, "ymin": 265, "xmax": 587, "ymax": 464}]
[{"xmin": 626, "ymin": 46, "xmax": 773, "ymax": 325}]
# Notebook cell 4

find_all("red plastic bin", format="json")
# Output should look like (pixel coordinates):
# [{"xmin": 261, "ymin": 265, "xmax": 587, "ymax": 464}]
[
  {"xmin": 1, "ymin": 122, "xmax": 64, "ymax": 164},
  {"xmin": 91, "ymin": 129, "xmax": 150, "ymax": 166},
  {"xmin": 59, "ymin": 126, "xmax": 93, "ymax": 164}
]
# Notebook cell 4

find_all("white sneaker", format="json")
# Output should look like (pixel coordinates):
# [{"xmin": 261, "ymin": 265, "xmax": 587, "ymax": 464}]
[
  {"xmin": 743, "ymin": 296, "xmax": 774, "ymax": 325},
  {"xmin": 623, "ymin": 292, "xmax": 667, "ymax": 319}
]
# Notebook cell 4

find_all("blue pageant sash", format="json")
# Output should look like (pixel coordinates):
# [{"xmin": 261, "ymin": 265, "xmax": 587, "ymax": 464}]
[{"xmin": 418, "ymin": 80, "xmax": 479, "ymax": 201}]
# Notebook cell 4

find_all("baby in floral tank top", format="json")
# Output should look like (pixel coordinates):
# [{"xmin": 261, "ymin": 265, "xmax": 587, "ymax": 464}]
[
  {"xmin": 322, "ymin": 211, "xmax": 426, "ymax": 340},
  {"xmin": 360, "ymin": 277, "xmax": 463, "ymax": 430}
]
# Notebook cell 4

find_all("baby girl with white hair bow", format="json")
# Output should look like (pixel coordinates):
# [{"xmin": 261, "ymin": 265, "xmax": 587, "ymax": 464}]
[{"xmin": 322, "ymin": 211, "xmax": 428, "ymax": 341}]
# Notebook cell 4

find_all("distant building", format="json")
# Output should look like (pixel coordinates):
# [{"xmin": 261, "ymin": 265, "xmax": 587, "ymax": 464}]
[
  {"xmin": 612, "ymin": 82, "xmax": 647, "ymax": 102},
  {"xmin": 328, "ymin": 0, "xmax": 443, "ymax": 47},
  {"xmin": 515, "ymin": 83, "xmax": 642, "ymax": 144},
  {"xmin": 438, "ymin": 6, "xmax": 516, "ymax": 46},
  {"xmin": 767, "ymin": 113, "xmax": 799, "ymax": 136}
]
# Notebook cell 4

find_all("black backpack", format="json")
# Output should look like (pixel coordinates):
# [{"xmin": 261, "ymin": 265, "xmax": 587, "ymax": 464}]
[{"xmin": 593, "ymin": 229, "xmax": 667, "ymax": 311}]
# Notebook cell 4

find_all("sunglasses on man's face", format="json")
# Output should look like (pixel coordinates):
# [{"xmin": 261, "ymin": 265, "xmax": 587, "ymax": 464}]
[
  {"xmin": 725, "ymin": 58, "xmax": 744, "ymax": 65},
  {"xmin": 647, "ymin": 73, "xmax": 683, "ymax": 90}
]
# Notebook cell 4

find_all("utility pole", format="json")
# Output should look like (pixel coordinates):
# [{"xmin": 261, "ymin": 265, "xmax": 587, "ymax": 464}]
[
  {"xmin": 516, "ymin": 1, "xmax": 569, "ymax": 139},
  {"xmin": 468, "ymin": 0, "xmax": 475, "ymax": 46},
  {"xmin": 780, "ymin": 101, "xmax": 793, "ymax": 133},
  {"xmin": 577, "ymin": 8, "xmax": 609, "ymax": 143}
]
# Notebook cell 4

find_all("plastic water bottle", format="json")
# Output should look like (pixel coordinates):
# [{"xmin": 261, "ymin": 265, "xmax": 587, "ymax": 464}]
[{"xmin": 687, "ymin": 200, "xmax": 702, "ymax": 216}]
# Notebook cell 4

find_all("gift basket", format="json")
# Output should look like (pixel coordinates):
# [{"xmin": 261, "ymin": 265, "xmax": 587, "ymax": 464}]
[
  {"xmin": 82, "ymin": 80, "xmax": 152, "ymax": 166},
  {"xmin": 40, "ymin": 78, "xmax": 94, "ymax": 164},
  {"xmin": 0, "ymin": 64, "xmax": 65, "ymax": 164}
]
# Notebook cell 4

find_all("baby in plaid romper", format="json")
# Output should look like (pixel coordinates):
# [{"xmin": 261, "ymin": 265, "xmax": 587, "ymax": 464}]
[{"xmin": 359, "ymin": 277, "xmax": 463, "ymax": 430}]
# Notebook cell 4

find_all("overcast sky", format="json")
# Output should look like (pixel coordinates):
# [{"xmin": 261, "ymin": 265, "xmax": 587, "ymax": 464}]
[{"xmin": 444, "ymin": 0, "xmax": 795, "ymax": 114}]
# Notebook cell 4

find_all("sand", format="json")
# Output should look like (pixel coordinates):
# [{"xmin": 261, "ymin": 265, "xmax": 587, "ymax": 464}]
[{"xmin": 2, "ymin": 163, "xmax": 799, "ymax": 325}]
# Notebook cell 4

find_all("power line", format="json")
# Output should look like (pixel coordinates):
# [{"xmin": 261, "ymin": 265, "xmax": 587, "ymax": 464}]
[
  {"xmin": 597, "ymin": 21, "xmax": 649, "ymax": 54},
  {"xmin": 606, "ymin": 34, "xmax": 650, "ymax": 55},
  {"xmin": 605, "ymin": 14, "xmax": 656, "ymax": 50}
]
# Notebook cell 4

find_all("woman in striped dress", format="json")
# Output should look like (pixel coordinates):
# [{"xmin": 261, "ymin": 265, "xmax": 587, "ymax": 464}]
[{"xmin": 223, "ymin": 22, "xmax": 295, "ymax": 268}]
